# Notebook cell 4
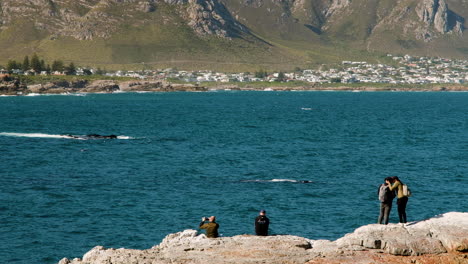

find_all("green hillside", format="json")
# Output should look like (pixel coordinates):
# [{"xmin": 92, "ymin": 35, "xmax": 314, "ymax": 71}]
[{"xmin": 0, "ymin": 0, "xmax": 467, "ymax": 71}]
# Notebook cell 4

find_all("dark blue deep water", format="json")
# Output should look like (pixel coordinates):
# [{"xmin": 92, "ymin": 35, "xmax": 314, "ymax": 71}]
[{"xmin": 0, "ymin": 91, "xmax": 467, "ymax": 263}]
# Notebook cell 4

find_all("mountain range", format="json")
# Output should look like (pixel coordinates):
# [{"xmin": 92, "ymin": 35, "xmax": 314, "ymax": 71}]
[{"xmin": 0, "ymin": 0, "xmax": 467, "ymax": 71}]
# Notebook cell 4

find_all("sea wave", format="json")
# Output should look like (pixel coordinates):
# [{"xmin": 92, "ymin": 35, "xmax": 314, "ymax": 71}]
[
  {"xmin": 116, "ymin": 136, "xmax": 133, "ymax": 139},
  {"xmin": 241, "ymin": 179, "xmax": 312, "ymax": 183},
  {"xmin": 0, "ymin": 132, "xmax": 132, "ymax": 140},
  {"xmin": 0, "ymin": 132, "xmax": 80, "ymax": 139},
  {"xmin": 21, "ymin": 93, "xmax": 87, "ymax": 97}
]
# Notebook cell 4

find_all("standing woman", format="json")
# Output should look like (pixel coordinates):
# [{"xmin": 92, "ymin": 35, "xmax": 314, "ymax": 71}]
[{"xmin": 389, "ymin": 176, "xmax": 408, "ymax": 223}]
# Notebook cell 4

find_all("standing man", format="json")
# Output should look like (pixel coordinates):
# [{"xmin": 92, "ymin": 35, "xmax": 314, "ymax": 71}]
[
  {"xmin": 199, "ymin": 216, "xmax": 219, "ymax": 238},
  {"xmin": 378, "ymin": 177, "xmax": 395, "ymax": 224},
  {"xmin": 255, "ymin": 210, "xmax": 270, "ymax": 236}
]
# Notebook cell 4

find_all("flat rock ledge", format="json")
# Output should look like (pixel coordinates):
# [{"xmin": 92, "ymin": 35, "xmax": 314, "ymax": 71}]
[{"xmin": 58, "ymin": 212, "xmax": 468, "ymax": 264}]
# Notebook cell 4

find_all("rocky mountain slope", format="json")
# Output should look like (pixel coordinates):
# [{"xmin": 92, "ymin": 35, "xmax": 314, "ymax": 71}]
[
  {"xmin": 0, "ymin": 0, "xmax": 467, "ymax": 70},
  {"xmin": 57, "ymin": 212, "xmax": 468, "ymax": 264}
]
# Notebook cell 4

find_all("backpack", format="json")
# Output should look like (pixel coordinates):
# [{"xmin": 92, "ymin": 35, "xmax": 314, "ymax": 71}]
[
  {"xmin": 378, "ymin": 184, "xmax": 395, "ymax": 203},
  {"xmin": 402, "ymin": 184, "xmax": 412, "ymax": 197}
]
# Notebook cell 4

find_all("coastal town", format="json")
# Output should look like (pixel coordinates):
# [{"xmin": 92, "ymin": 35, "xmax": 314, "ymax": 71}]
[
  {"xmin": 99, "ymin": 54, "xmax": 468, "ymax": 85},
  {"xmin": 1, "ymin": 54, "xmax": 468, "ymax": 86}
]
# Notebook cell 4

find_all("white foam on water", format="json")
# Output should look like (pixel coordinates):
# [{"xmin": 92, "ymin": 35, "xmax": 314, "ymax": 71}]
[
  {"xmin": 0, "ymin": 132, "xmax": 82, "ymax": 139},
  {"xmin": 117, "ymin": 136, "xmax": 133, "ymax": 139},
  {"xmin": 270, "ymin": 179, "xmax": 299, "ymax": 182},
  {"xmin": 17, "ymin": 93, "xmax": 88, "ymax": 97},
  {"xmin": 241, "ymin": 179, "xmax": 312, "ymax": 183},
  {"xmin": 0, "ymin": 132, "xmax": 133, "ymax": 140}
]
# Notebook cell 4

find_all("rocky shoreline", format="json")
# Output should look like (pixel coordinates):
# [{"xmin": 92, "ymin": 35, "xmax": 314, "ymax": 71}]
[
  {"xmin": 2, "ymin": 79, "xmax": 468, "ymax": 96},
  {"xmin": 58, "ymin": 212, "xmax": 467, "ymax": 264},
  {"xmin": 0, "ymin": 79, "xmax": 208, "ymax": 95}
]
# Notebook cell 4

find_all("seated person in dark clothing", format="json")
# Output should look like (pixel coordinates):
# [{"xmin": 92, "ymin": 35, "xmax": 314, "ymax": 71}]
[
  {"xmin": 255, "ymin": 210, "xmax": 270, "ymax": 236},
  {"xmin": 199, "ymin": 216, "xmax": 219, "ymax": 238}
]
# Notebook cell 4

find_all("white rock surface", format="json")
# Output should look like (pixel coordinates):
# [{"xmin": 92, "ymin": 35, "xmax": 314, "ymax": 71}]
[
  {"xmin": 58, "ymin": 212, "xmax": 468, "ymax": 264},
  {"xmin": 335, "ymin": 212, "xmax": 468, "ymax": 256}
]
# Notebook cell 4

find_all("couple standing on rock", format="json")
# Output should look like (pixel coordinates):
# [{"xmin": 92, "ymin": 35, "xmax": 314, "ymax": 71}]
[
  {"xmin": 199, "ymin": 210, "xmax": 270, "ymax": 238},
  {"xmin": 378, "ymin": 176, "xmax": 409, "ymax": 225}
]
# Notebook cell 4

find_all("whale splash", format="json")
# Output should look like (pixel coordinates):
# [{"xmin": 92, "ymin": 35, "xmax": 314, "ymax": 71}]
[
  {"xmin": 0, "ymin": 132, "xmax": 79, "ymax": 139},
  {"xmin": 0, "ymin": 132, "xmax": 131, "ymax": 140}
]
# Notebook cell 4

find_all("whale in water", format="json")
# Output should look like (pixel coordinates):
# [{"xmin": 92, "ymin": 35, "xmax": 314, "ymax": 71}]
[
  {"xmin": 65, "ymin": 134, "xmax": 118, "ymax": 140},
  {"xmin": 85, "ymin": 134, "xmax": 117, "ymax": 139},
  {"xmin": 240, "ymin": 179, "xmax": 313, "ymax": 184},
  {"xmin": 0, "ymin": 132, "xmax": 125, "ymax": 140}
]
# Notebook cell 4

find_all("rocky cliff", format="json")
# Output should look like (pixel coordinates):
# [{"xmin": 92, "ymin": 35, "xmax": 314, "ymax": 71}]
[
  {"xmin": 417, "ymin": 0, "xmax": 464, "ymax": 37},
  {"xmin": 0, "ymin": 0, "xmax": 246, "ymax": 39},
  {"xmin": 57, "ymin": 212, "xmax": 468, "ymax": 264}
]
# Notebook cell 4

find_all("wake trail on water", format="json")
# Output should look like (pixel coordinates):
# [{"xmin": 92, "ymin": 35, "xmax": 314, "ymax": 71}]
[
  {"xmin": 241, "ymin": 179, "xmax": 313, "ymax": 183},
  {"xmin": 0, "ymin": 132, "xmax": 133, "ymax": 140},
  {"xmin": 0, "ymin": 132, "xmax": 80, "ymax": 139},
  {"xmin": 24, "ymin": 93, "xmax": 87, "ymax": 97}
]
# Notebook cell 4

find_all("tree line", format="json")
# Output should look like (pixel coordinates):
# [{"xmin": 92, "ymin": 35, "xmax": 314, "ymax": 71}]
[
  {"xmin": 5, "ymin": 54, "xmax": 81, "ymax": 75},
  {"xmin": 254, "ymin": 70, "xmax": 286, "ymax": 82}
]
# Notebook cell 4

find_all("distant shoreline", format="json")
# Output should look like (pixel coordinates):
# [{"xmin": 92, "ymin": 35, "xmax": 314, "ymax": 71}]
[
  {"xmin": 208, "ymin": 85, "xmax": 468, "ymax": 92},
  {"xmin": 2, "ymin": 78, "xmax": 468, "ymax": 96}
]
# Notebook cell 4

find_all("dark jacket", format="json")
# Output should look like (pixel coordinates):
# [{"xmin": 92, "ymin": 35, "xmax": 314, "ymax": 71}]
[{"xmin": 255, "ymin": 215, "xmax": 270, "ymax": 236}]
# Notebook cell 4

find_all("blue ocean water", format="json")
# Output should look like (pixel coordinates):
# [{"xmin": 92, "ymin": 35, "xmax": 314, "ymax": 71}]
[{"xmin": 0, "ymin": 91, "xmax": 467, "ymax": 264}]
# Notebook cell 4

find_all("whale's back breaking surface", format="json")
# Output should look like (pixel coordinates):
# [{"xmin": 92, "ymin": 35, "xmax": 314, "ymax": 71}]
[{"xmin": 58, "ymin": 212, "xmax": 468, "ymax": 264}]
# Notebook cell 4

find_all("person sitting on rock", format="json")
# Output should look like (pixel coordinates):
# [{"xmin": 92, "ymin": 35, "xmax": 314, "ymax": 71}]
[
  {"xmin": 199, "ymin": 216, "xmax": 219, "ymax": 238},
  {"xmin": 255, "ymin": 210, "xmax": 270, "ymax": 236}
]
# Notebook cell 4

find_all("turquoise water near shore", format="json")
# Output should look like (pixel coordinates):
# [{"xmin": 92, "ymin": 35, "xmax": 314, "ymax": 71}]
[{"xmin": 0, "ymin": 91, "xmax": 467, "ymax": 263}]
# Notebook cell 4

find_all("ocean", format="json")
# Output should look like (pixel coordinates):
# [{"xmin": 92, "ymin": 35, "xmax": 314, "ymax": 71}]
[{"xmin": 0, "ymin": 91, "xmax": 467, "ymax": 263}]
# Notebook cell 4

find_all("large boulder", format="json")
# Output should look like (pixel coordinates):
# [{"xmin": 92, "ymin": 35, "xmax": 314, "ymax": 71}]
[
  {"xmin": 334, "ymin": 212, "xmax": 468, "ymax": 256},
  {"xmin": 119, "ymin": 80, "xmax": 165, "ymax": 91},
  {"xmin": 154, "ymin": 230, "xmax": 312, "ymax": 263},
  {"xmin": 82, "ymin": 80, "xmax": 120, "ymax": 93}
]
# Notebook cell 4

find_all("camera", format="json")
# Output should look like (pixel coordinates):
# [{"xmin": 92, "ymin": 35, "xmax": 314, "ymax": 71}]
[{"xmin": 202, "ymin": 217, "xmax": 208, "ymax": 221}]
